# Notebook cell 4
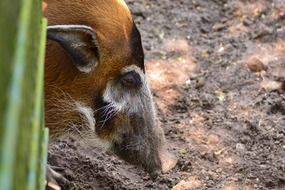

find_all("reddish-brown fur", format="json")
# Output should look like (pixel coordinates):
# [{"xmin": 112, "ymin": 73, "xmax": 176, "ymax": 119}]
[{"xmin": 44, "ymin": 0, "xmax": 137, "ymax": 139}]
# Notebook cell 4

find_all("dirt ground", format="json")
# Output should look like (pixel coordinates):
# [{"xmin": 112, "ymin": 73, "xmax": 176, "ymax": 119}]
[{"xmin": 48, "ymin": 0, "xmax": 285, "ymax": 189}]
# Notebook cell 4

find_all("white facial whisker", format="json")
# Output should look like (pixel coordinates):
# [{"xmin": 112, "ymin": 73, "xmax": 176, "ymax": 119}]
[
  {"xmin": 94, "ymin": 103, "xmax": 111, "ymax": 112},
  {"xmin": 101, "ymin": 104, "xmax": 114, "ymax": 117},
  {"xmin": 99, "ymin": 108, "xmax": 116, "ymax": 128}
]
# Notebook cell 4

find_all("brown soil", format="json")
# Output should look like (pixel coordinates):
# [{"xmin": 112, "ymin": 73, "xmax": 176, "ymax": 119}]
[{"xmin": 48, "ymin": 0, "xmax": 285, "ymax": 189}]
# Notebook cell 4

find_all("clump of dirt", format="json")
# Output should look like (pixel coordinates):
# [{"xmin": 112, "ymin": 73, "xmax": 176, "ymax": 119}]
[{"xmin": 49, "ymin": 0, "xmax": 285, "ymax": 189}]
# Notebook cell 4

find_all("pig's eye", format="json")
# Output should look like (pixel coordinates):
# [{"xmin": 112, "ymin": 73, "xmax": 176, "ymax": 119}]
[{"xmin": 120, "ymin": 71, "xmax": 142, "ymax": 88}]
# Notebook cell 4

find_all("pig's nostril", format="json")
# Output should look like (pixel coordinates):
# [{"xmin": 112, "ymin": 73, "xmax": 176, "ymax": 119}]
[
  {"xmin": 120, "ymin": 71, "xmax": 142, "ymax": 88},
  {"xmin": 149, "ymin": 169, "xmax": 161, "ymax": 180}
]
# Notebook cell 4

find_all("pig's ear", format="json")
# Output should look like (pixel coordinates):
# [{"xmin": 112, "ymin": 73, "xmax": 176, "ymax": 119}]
[{"xmin": 47, "ymin": 25, "xmax": 99, "ymax": 73}]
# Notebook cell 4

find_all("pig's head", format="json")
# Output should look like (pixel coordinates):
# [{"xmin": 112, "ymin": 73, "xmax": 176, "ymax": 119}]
[{"xmin": 44, "ymin": 0, "xmax": 177, "ymax": 177}]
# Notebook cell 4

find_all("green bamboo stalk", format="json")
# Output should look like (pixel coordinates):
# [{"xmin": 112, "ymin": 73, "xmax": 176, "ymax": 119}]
[
  {"xmin": 27, "ymin": 16, "xmax": 47, "ymax": 190},
  {"xmin": 0, "ymin": 0, "xmax": 33, "ymax": 189},
  {"xmin": 38, "ymin": 128, "xmax": 49, "ymax": 190},
  {"xmin": 37, "ymin": 17, "xmax": 49, "ymax": 190},
  {"xmin": 0, "ymin": 0, "xmax": 48, "ymax": 189}
]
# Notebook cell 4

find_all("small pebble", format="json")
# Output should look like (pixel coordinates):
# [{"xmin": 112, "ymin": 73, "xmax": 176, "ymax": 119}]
[{"xmin": 246, "ymin": 57, "xmax": 267, "ymax": 73}]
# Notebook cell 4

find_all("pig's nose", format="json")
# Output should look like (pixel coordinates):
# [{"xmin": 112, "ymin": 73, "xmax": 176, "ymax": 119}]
[{"xmin": 120, "ymin": 71, "xmax": 142, "ymax": 88}]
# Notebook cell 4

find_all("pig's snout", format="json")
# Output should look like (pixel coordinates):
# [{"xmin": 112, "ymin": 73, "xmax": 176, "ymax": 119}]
[
  {"xmin": 159, "ymin": 148, "xmax": 178, "ymax": 174},
  {"xmin": 148, "ymin": 148, "xmax": 178, "ymax": 179},
  {"xmin": 111, "ymin": 124, "xmax": 177, "ymax": 178}
]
